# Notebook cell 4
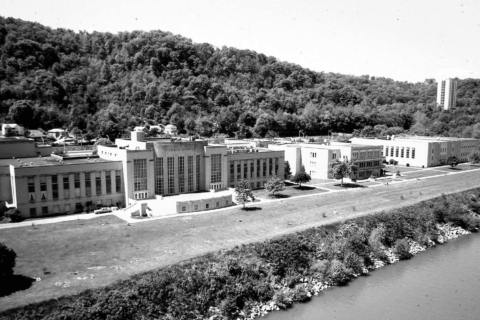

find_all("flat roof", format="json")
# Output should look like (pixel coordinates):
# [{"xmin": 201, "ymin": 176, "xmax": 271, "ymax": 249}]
[{"xmin": 0, "ymin": 156, "xmax": 116, "ymax": 168}]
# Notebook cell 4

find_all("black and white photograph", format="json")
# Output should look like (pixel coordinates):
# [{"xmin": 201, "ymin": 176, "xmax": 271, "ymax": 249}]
[{"xmin": 0, "ymin": 0, "xmax": 480, "ymax": 319}]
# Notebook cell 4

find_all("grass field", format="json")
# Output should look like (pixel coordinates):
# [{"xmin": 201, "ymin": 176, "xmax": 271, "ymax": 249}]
[
  {"xmin": 1, "ymin": 167, "xmax": 480, "ymax": 312},
  {"xmin": 252, "ymin": 184, "xmax": 327, "ymax": 200}
]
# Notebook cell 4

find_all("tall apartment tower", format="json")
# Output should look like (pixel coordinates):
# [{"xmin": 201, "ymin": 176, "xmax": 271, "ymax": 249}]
[{"xmin": 436, "ymin": 78, "xmax": 457, "ymax": 110}]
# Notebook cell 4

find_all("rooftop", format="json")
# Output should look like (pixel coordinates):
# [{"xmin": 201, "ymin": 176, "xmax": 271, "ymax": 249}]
[{"xmin": 0, "ymin": 156, "xmax": 115, "ymax": 168}]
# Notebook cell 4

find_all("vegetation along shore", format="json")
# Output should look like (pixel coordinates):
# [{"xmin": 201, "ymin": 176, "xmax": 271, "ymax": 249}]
[{"xmin": 0, "ymin": 188, "xmax": 479, "ymax": 320}]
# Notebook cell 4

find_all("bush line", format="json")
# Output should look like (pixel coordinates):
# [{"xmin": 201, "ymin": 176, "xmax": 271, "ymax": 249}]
[{"xmin": 2, "ymin": 189, "xmax": 480, "ymax": 320}]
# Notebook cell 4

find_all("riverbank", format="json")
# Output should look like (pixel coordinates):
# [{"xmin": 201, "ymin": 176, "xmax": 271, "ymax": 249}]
[{"xmin": 1, "ymin": 188, "xmax": 479, "ymax": 319}]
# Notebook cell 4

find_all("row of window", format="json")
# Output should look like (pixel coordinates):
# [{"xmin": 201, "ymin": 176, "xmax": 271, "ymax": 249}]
[
  {"xmin": 229, "ymin": 159, "xmax": 279, "ymax": 181},
  {"xmin": 154, "ymin": 155, "xmax": 202, "ymax": 195},
  {"xmin": 358, "ymin": 160, "xmax": 381, "ymax": 168},
  {"xmin": 352, "ymin": 150, "xmax": 381, "ymax": 159},
  {"xmin": 383, "ymin": 146, "xmax": 416, "ymax": 159},
  {"xmin": 180, "ymin": 199, "xmax": 230, "ymax": 212},
  {"xmin": 29, "ymin": 199, "xmax": 121, "ymax": 216},
  {"xmin": 28, "ymin": 171, "xmax": 121, "ymax": 203}
]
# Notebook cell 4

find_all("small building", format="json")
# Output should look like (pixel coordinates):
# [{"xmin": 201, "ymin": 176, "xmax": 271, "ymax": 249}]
[
  {"xmin": 164, "ymin": 124, "xmax": 178, "ymax": 135},
  {"xmin": 48, "ymin": 129, "xmax": 66, "ymax": 139},
  {"xmin": 2, "ymin": 124, "xmax": 24, "ymax": 136}
]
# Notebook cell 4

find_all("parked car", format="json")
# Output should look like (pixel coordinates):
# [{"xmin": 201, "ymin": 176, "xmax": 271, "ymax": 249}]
[
  {"xmin": 94, "ymin": 207, "xmax": 112, "ymax": 214},
  {"xmin": 53, "ymin": 138, "xmax": 76, "ymax": 146}
]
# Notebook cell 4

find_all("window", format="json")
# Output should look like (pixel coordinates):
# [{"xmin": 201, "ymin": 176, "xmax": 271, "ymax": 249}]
[
  {"xmin": 406, "ymin": 148, "xmax": 410, "ymax": 158},
  {"xmin": 52, "ymin": 175, "xmax": 58, "ymax": 199},
  {"xmin": 269, "ymin": 158, "xmax": 273, "ymax": 176},
  {"xmin": 237, "ymin": 163, "xmax": 241, "ymax": 180},
  {"xmin": 390, "ymin": 147, "xmax": 394, "ymax": 157},
  {"xmin": 179, "ymin": 156, "xmax": 185, "ymax": 193},
  {"xmin": 182, "ymin": 206, "xmax": 186, "ymax": 212},
  {"xmin": 168, "ymin": 157, "xmax": 175, "ymax": 194},
  {"xmin": 188, "ymin": 156, "xmax": 193, "ymax": 192},
  {"xmin": 28, "ymin": 177, "xmax": 35, "ymax": 193},
  {"xmin": 41, "ymin": 206, "xmax": 48, "ymax": 215},
  {"xmin": 40, "ymin": 176, "xmax": 47, "ymax": 192},
  {"xmin": 412, "ymin": 148, "xmax": 416, "ymax": 159},
  {"xmin": 332, "ymin": 152, "xmax": 337, "ymax": 159},
  {"xmin": 395, "ymin": 147, "xmax": 399, "ymax": 157},
  {"xmin": 257, "ymin": 160, "xmax": 260, "ymax": 177},
  {"xmin": 206, "ymin": 203, "xmax": 210, "ymax": 209},
  {"xmin": 155, "ymin": 158, "xmax": 164, "ymax": 194},
  {"xmin": 134, "ymin": 159, "xmax": 148, "ymax": 191},
  {"xmin": 257, "ymin": 181, "xmax": 261, "ymax": 188},
  {"xmin": 85, "ymin": 173, "xmax": 91, "ymax": 196},
  {"xmin": 275, "ymin": 158, "xmax": 279, "ymax": 175},
  {"xmin": 263, "ymin": 160, "xmax": 267, "ymax": 177},
  {"xmin": 211, "ymin": 154, "xmax": 222, "ymax": 184},
  {"xmin": 194, "ymin": 205, "xmax": 198, "ymax": 211},
  {"xmin": 401, "ymin": 148, "xmax": 404, "ymax": 158},
  {"xmin": 96, "ymin": 172, "xmax": 102, "ymax": 196},
  {"xmin": 105, "ymin": 171, "xmax": 111, "ymax": 194},
  {"xmin": 382, "ymin": 148, "xmax": 386, "ymax": 156},
  {"xmin": 75, "ymin": 203, "xmax": 83, "ymax": 213},
  {"xmin": 216, "ymin": 201, "xmax": 219, "ymax": 207},
  {"xmin": 196, "ymin": 155, "xmax": 200, "ymax": 190},
  {"xmin": 115, "ymin": 170, "xmax": 121, "ymax": 193},
  {"xmin": 244, "ymin": 162, "xmax": 248, "ymax": 179},
  {"xmin": 30, "ymin": 208, "xmax": 36, "ymax": 217},
  {"xmin": 63, "ymin": 176, "xmax": 70, "ymax": 189},
  {"xmin": 250, "ymin": 162, "xmax": 254, "ymax": 178},
  {"xmin": 74, "ymin": 173, "xmax": 80, "ymax": 189},
  {"xmin": 230, "ymin": 162, "xmax": 234, "ymax": 181},
  {"xmin": 310, "ymin": 152, "xmax": 317, "ymax": 158}
]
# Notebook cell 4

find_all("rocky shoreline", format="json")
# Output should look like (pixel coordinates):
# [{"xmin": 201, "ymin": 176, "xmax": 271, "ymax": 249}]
[{"xmin": 241, "ymin": 223, "xmax": 473, "ymax": 320}]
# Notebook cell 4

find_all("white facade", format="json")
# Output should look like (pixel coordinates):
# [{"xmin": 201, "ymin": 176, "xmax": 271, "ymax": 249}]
[
  {"xmin": 437, "ymin": 78, "xmax": 457, "ymax": 110},
  {"xmin": 164, "ymin": 124, "xmax": 178, "ymax": 135},
  {"xmin": 2, "ymin": 124, "xmax": 24, "ymax": 136},
  {"xmin": 351, "ymin": 136, "xmax": 479, "ymax": 167}
]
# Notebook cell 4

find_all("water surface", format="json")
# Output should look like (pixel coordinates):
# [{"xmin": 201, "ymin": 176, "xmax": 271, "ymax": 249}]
[{"xmin": 265, "ymin": 234, "xmax": 480, "ymax": 320}]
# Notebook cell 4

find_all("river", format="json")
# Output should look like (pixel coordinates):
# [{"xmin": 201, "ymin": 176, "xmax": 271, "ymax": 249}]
[{"xmin": 265, "ymin": 233, "xmax": 480, "ymax": 320}]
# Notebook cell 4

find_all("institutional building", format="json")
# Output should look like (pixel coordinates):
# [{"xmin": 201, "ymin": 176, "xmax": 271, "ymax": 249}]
[
  {"xmin": 1, "ymin": 131, "xmax": 284, "ymax": 218},
  {"xmin": 269, "ymin": 142, "xmax": 384, "ymax": 180},
  {"xmin": 437, "ymin": 78, "xmax": 457, "ymax": 110},
  {"xmin": 351, "ymin": 136, "xmax": 479, "ymax": 167}
]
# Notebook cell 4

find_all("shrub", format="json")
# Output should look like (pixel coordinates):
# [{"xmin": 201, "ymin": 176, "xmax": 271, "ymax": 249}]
[
  {"xmin": 292, "ymin": 283, "xmax": 311, "ymax": 302},
  {"xmin": 327, "ymin": 259, "xmax": 351, "ymax": 284},
  {"xmin": 406, "ymin": 163, "xmax": 410, "ymax": 167},
  {"xmin": 4, "ymin": 209, "xmax": 22, "ymax": 222},
  {"xmin": 393, "ymin": 239, "xmax": 412, "ymax": 260},
  {"xmin": 272, "ymin": 288, "xmax": 294, "ymax": 309},
  {"xmin": 0, "ymin": 243, "xmax": 17, "ymax": 279},
  {"xmin": 343, "ymin": 252, "xmax": 364, "ymax": 275}
]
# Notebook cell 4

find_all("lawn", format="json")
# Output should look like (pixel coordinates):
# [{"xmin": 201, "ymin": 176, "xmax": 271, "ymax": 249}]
[
  {"xmin": 252, "ymin": 184, "xmax": 328, "ymax": 200},
  {"xmin": 320, "ymin": 182, "xmax": 368, "ymax": 191},
  {"xmin": 400, "ymin": 170, "xmax": 447, "ymax": 179}
]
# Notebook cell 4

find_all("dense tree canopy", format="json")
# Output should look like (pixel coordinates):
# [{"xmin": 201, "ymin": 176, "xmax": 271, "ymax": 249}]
[{"xmin": 1, "ymin": 16, "xmax": 480, "ymax": 139}]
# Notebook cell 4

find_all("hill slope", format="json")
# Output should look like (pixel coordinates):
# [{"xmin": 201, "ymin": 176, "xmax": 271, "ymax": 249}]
[{"xmin": 1, "ymin": 16, "xmax": 479, "ymax": 139}]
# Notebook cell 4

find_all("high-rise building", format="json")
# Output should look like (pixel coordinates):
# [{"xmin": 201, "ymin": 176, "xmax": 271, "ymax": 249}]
[{"xmin": 436, "ymin": 78, "xmax": 457, "ymax": 110}]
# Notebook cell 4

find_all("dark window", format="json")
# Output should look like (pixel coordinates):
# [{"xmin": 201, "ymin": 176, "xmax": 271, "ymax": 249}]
[
  {"xmin": 115, "ymin": 170, "xmax": 121, "ymax": 193},
  {"xmin": 105, "ymin": 171, "xmax": 111, "ymax": 194},
  {"xmin": 30, "ymin": 208, "xmax": 36, "ymax": 216},
  {"xmin": 63, "ymin": 176, "xmax": 70, "ymax": 190},
  {"xmin": 41, "ymin": 206, "xmax": 48, "ymax": 215}
]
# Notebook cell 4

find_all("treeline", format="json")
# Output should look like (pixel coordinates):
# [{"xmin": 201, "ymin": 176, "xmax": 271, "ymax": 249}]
[
  {"xmin": 1, "ymin": 189, "xmax": 479, "ymax": 319},
  {"xmin": 1, "ymin": 16, "xmax": 480, "ymax": 140}
]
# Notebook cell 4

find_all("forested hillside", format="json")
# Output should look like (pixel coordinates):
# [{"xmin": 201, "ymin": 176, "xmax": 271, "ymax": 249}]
[{"xmin": 1, "ymin": 16, "xmax": 479, "ymax": 139}]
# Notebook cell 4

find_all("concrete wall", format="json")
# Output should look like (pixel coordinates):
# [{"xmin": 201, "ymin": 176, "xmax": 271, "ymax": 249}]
[{"xmin": 176, "ymin": 194, "xmax": 232, "ymax": 213}]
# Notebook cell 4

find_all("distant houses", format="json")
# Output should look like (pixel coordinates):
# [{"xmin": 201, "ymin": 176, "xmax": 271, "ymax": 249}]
[{"xmin": 1, "ymin": 124, "xmax": 24, "ymax": 136}]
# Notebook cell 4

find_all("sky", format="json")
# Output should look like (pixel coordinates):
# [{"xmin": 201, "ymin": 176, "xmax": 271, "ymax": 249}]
[{"xmin": 1, "ymin": 0, "xmax": 479, "ymax": 83}]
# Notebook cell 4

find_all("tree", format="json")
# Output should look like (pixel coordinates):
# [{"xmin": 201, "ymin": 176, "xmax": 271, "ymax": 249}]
[
  {"xmin": 284, "ymin": 161, "xmax": 292, "ymax": 180},
  {"xmin": 291, "ymin": 165, "xmax": 311, "ymax": 188},
  {"xmin": 468, "ymin": 151, "xmax": 480, "ymax": 165},
  {"xmin": 265, "ymin": 130, "xmax": 279, "ymax": 140},
  {"xmin": 93, "ymin": 137, "xmax": 113, "ymax": 154},
  {"xmin": 446, "ymin": 155, "xmax": 459, "ymax": 168},
  {"xmin": 264, "ymin": 176, "xmax": 285, "ymax": 196},
  {"xmin": 328, "ymin": 158, "xmax": 358, "ymax": 186},
  {"xmin": 7, "ymin": 100, "xmax": 35, "ymax": 128},
  {"xmin": 0, "ymin": 242, "xmax": 16, "ymax": 279},
  {"xmin": 234, "ymin": 180, "xmax": 255, "ymax": 209}
]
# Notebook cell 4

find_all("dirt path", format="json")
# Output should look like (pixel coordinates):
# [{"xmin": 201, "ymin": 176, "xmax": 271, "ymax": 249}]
[{"xmin": 1, "ymin": 169, "xmax": 480, "ymax": 312}]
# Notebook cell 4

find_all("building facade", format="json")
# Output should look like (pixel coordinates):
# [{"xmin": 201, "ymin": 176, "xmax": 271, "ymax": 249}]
[
  {"xmin": 351, "ymin": 136, "xmax": 479, "ymax": 167},
  {"xmin": 437, "ymin": 78, "xmax": 457, "ymax": 110},
  {"xmin": 269, "ymin": 142, "xmax": 383, "ymax": 180}
]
